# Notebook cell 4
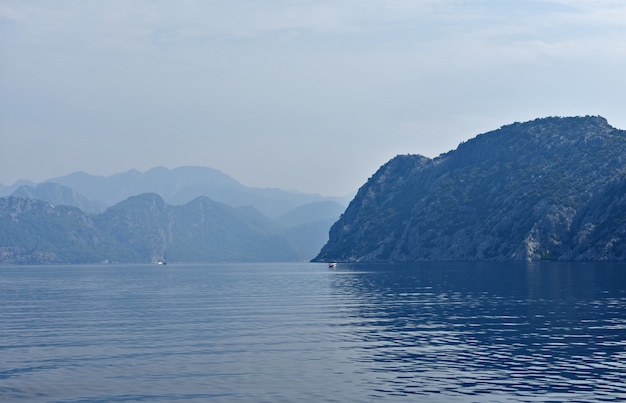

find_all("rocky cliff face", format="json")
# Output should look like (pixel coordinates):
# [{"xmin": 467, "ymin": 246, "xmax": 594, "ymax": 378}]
[{"xmin": 314, "ymin": 116, "xmax": 626, "ymax": 262}]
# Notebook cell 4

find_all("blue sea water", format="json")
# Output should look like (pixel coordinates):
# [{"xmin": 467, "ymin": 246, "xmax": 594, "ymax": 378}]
[{"xmin": 1, "ymin": 262, "xmax": 625, "ymax": 402}]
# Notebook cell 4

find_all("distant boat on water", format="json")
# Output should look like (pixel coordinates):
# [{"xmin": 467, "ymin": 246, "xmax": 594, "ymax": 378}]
[
  {"xmin": 328, "ymin": 262, "xmax": 337, "ymax": 268},
  {"xmin": 156, "ymin": 252, "xmax": 167, "ymax": 265}
]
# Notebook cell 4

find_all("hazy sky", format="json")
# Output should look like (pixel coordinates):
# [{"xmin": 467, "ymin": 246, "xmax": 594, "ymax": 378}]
[{"xmin": 1, "ymin": 0, "xmax": 625, "ymax": 195}]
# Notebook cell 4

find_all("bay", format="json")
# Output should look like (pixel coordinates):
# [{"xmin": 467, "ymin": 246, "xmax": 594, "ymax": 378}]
[{"xmin": 1, "ymin": 262, "xmax": 625, "ymax": 402}]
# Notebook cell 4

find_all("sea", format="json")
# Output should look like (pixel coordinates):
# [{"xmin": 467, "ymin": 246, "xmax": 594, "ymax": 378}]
[{"xmin": 1, "ymin": 261, "xmax": 625, "ymax": 402}]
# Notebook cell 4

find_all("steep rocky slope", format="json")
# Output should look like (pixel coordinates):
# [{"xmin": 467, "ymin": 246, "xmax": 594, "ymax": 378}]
[{"xmin": 315, "ymin": 116, "xmax": 626, "ymax": 262}]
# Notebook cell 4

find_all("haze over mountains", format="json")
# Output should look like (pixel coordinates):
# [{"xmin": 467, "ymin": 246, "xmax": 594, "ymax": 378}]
[
  {"xmin": 3, "ymin": 115, "xmax": 626, "ymax": 264},
  {"xmin": 0, "ymin": 167, "xmax": 347, "ymax": 264},
  {"xmin": 0, "ymin": 166, "xmax": 351, "ymax": 217},
  {"xmin": 315, "ymin": 116, "xmax": 626, "ymax": 262}
]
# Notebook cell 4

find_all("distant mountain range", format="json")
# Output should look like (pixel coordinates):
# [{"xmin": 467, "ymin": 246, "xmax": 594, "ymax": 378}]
[
  {"xmin": 10, "ymin": 182, "xmax": 106, "ymax": 214},
  {"xmin": 0, "ymin": 193, "xmax": 345, "ymax": 264},
  {"xmin": 5, "ymin": 116, "xmax": 626, "ymax": 264},
  {"xmin": 1, "ymin": 165, "xmax": 351, "ymax": 218},
  {"xmin": 0, "ymin": 166, "xmax": 347, "ymax": 264},
  {"xmin": 314, "ymin": 116, "xmax": 626, "ymax": 262}
]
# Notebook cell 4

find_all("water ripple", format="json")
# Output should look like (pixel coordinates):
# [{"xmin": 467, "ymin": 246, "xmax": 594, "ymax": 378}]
[{"xmin": 1, "ymin": 262, "xmax": 625, "ymax": 402}]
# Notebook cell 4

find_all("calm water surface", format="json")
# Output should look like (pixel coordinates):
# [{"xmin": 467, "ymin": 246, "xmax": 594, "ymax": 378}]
[{"xmin": 1, "ymin": 262, "xmax": 625, "ymax": 402}]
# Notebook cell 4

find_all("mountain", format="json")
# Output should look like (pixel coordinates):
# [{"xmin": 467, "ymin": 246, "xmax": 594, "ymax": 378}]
[
  {"xmin": 275, "ymin": 200, "xmax": 346, "ymax": 229},
  {"xmin": 11, "ymin": 182, "xmax": 105, "ymax": 214},
  {"xmin": 314, "ymin": 116, "xmax": 626, "ymax": 262},
  {"xmin": 275, "ymin": 200, "xmax": 346, "ymax": 258},
  {"xmin": 1, "ymin": 170, "xmax": 346, "ymax": 264},
  {"xmin": 45, "ymin": 166, "xmax": 339, "ymax": 218},
  {"xmin": 0, "ymin": 197, "xmax": 129, "ymax": 264},
  {"xmin": 94, "ymin": 193, "xmax": 299, "ymax": 263},
  {"xmin": 0, "ymin": 180, "xmax": 36, "ymax": 197},
  {"xmin": 4, "ymin": 166, "xmax": 346, "ymax": 261},
  {"xmin": 0, "ymin": 193, "xmax": 304, "ymax": 264}
]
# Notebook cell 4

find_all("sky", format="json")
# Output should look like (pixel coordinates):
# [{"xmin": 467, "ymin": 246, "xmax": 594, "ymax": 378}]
[{"xmin": 1, "ymin": 0, "xmax": 625, "ymax": 196}]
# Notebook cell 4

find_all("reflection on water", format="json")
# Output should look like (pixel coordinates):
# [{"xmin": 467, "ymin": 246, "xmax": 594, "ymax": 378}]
[
  {"xmin": 1, "ymin": 262, "xmax": 625, "ymax": 402},
  {"xmin": 329, "ymin": 262, "xmax": 626, "ymax": 401}
]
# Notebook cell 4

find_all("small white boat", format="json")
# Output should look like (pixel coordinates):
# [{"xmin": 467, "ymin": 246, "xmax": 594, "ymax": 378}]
[
  {"xmin": 328, "ymin": 262, "xmax": 337, "ymax": 268},
  {"xmin": 156, "ymin": 252, "xmax": 167, "ymax": 265}
]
